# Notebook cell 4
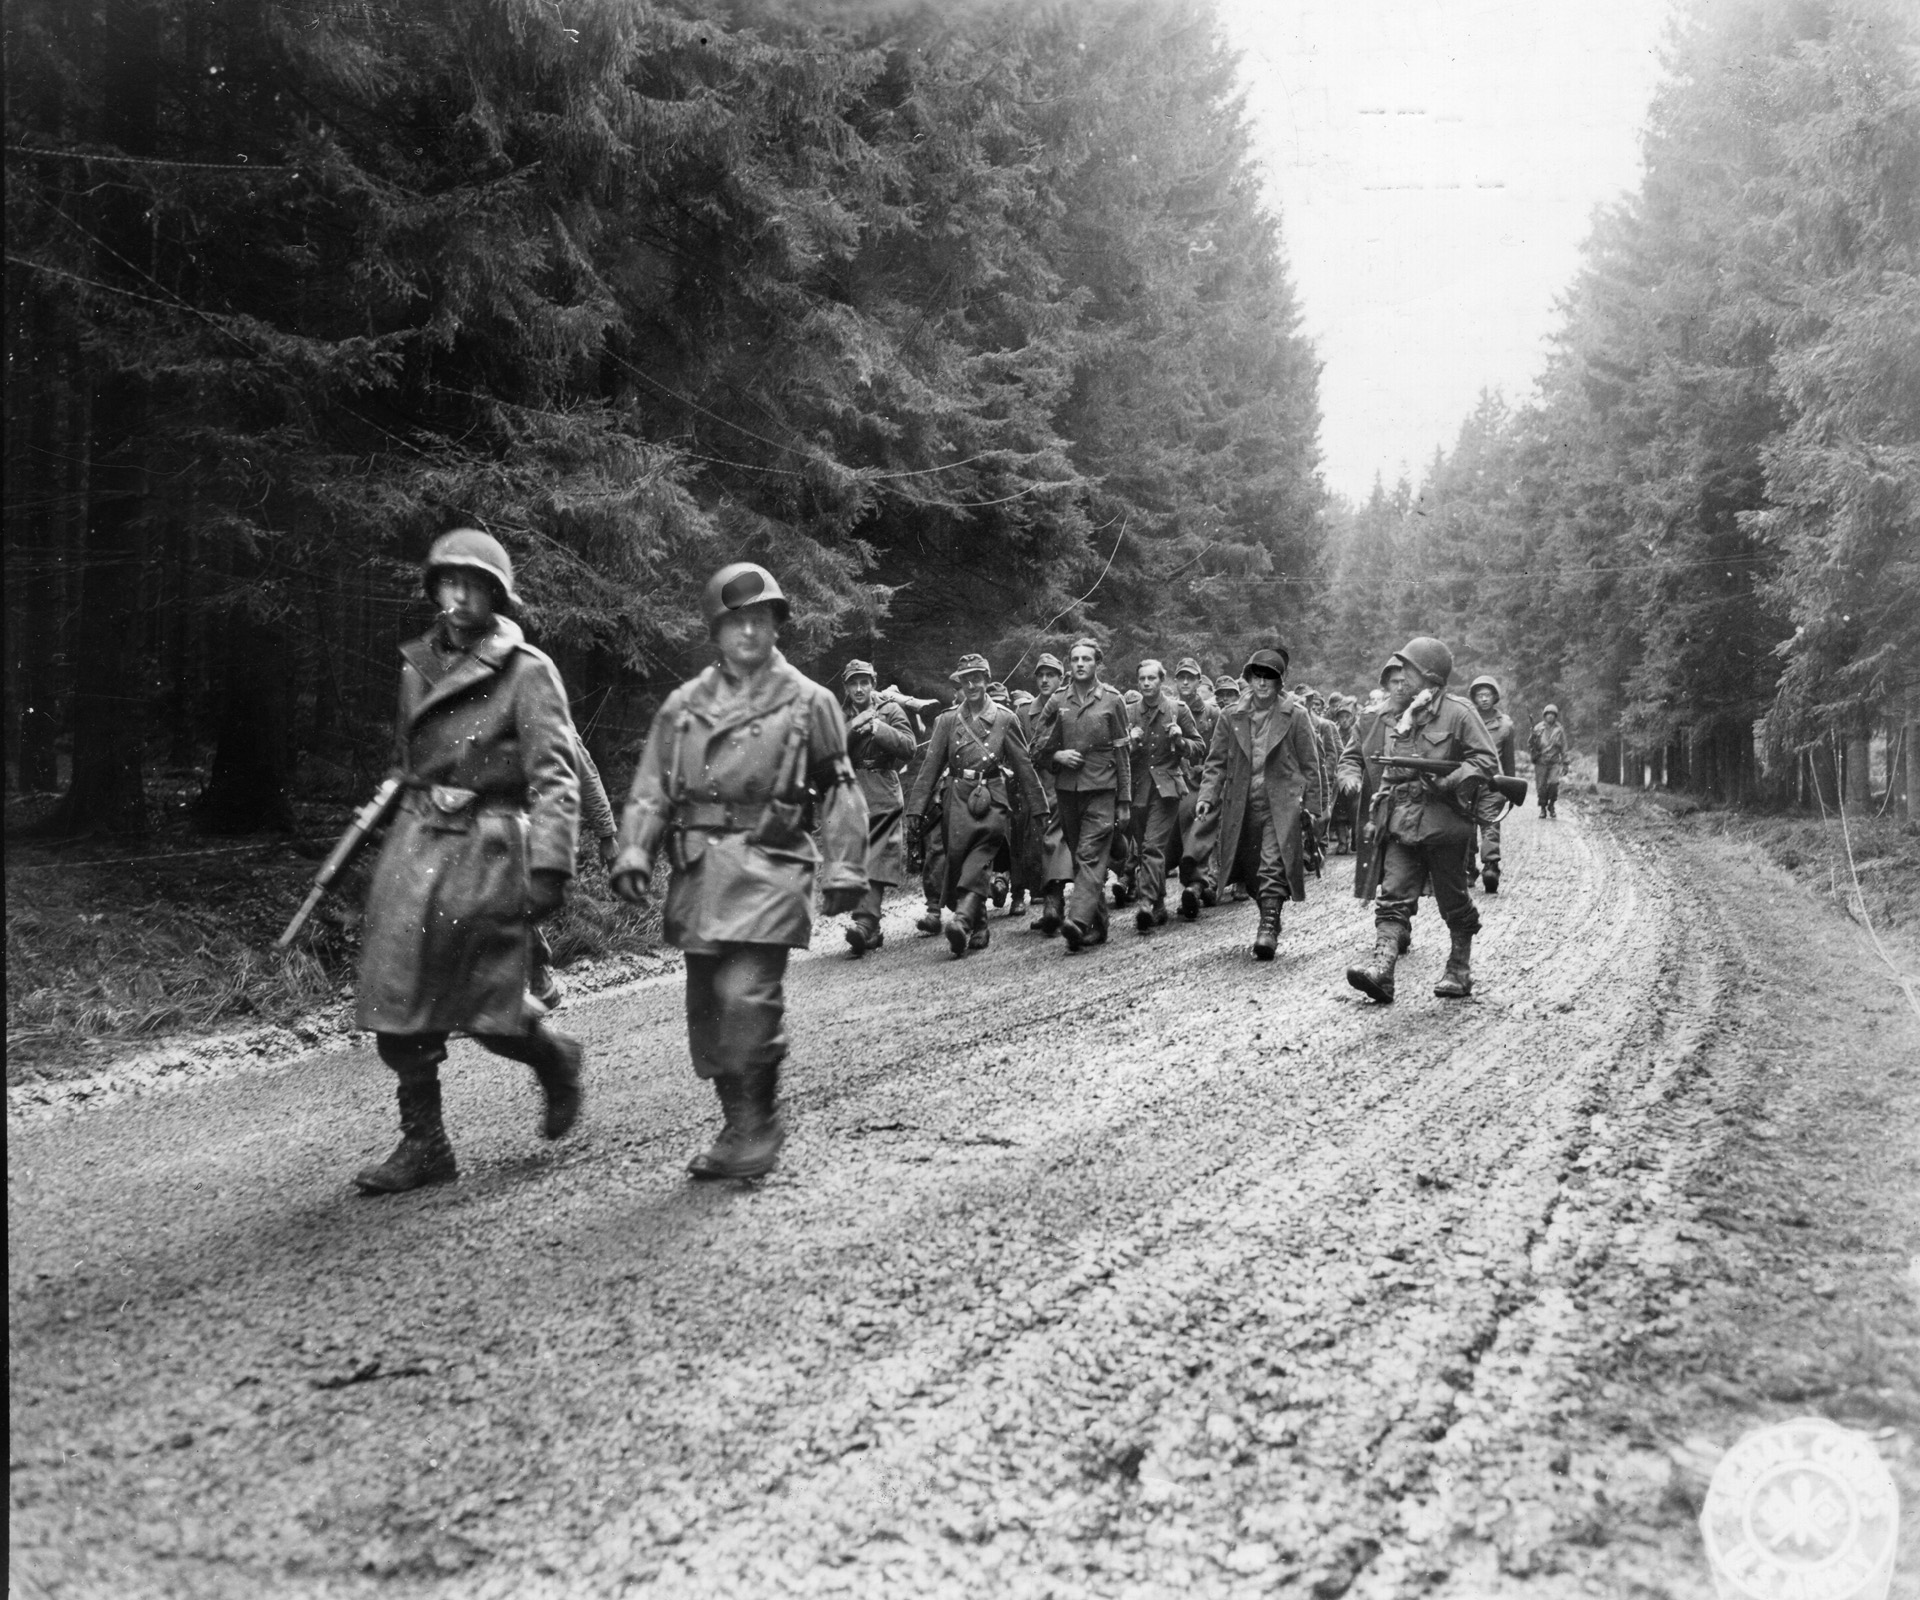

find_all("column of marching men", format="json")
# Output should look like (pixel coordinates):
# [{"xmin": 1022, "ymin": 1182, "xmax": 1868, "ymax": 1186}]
[{"xmin": 342, "ymin": 545, "xmax": 1554, "ymax": 1195}]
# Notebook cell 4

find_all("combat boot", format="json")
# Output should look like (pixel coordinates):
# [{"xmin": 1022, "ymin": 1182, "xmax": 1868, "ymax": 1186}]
[
  {"xmin": 989, "ymin": 871, "xmax": 1010, "ymax": 908},
  {"xmin": 528, "ymin": 1023, "xmax": 584, "ymax": 1139},
  {"xmin": 915, "ymin": 900, "xmax": 944, "ymax": 935},
  {"xmin": 1135, "ymin": 901, "xmax": 1167, "ymax": 934},
  {"xmin": 945, "ymin": 891, "xmax": 986, "ymax": 956},
  {"xmin": 1346, "ymin": 927, "xmax": 1402, "ymax": 1004},
  {"xmin": 1482, "ymin": 862, "xmax": 1500, "ymax": 894},
  {"xmin": 1252, "ymin": 899, "xmax": 1282, "ymax": 961},
  {"xmin": 688, "ymin": 1066, "xmax": 785, "ymax": 1180},
  {"xmin": 1177, "ymin": 886, "xmax": 1200, "ymax": 921},
  {"xmin": 354, "ymin": 1078, "xmax": 457, "ymax": 1193},
  {"xmin": 844, "ymin": 916, "xmax": 883, "ymax": 956},
  {"xmin": 1433, "ymin": 929, "xmax": 1474, "ymax": 999},
  {"xmin": 1007, "ymin": 888, "xmax": 1027, "ymax": 916},
  {"xmin": 1031, "ymin": 885, "xmax": 1065, "ymax": 937}
]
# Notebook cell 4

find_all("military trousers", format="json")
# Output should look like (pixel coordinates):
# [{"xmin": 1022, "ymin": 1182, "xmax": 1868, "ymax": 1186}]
[
  {"xmin": 377, "ymin": 1024, "xmax": 559, "ymax": 1083},
  {"xmin": 1134, "ymin": 790, "xmax": 1184, "ymax": 911},
  {"xmin": 1478, "ymin": 817, "xmax": 1502, "ymax": 868},
  {"xmin": 1056, "ymin": 788, "xmax": 1118, "ymax": 934},
  {"xmin": 1177, "ymin": 790, "xmax": 1216, "ymax": 894},
  {"xmin": 684, "ymin": 945, "xmax": 789, "ymax": 1082},
  {"xmin": 1375, "ymin": 832, "xmax": 1481, "ymax": 937},
  {"xmin": 1234, "ymin": 790, "xmax": 1292, "ymax": 906}
]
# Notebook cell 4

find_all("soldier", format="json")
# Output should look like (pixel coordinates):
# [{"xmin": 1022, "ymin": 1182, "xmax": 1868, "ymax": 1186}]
[
  {"xmin": 1111, "ymin": 686, "xmax": 1149, "ymax": 905},
  {"xmin": 841, "ymin": 661, "xmax": 917, "ymax": 954},
  {"xmin": 1530, "ymin": 704, "xmax": 1569, "ymax": 818},
  {"xmin": 1324, "ymin": 694, "xmax": 1361, "ymax": 854},
  {"xmin": 906, "ymin": 654, "xmax": 1047, "ymax": 956},
  {"xmin": 352, "ymin": 529, "xmax": 585, "ymax": 1195},
  {"xmin": 610, "ymin": 563, "xmax": 868, "ymax": 1180},
  {"xmin": 1018, "ymin": 654, "xmax": 1072, "ymax": 933},
  {"xmin": 1032, "ymin": 637, "xmax": 1133, "ymax": 950},
  {"xmin": 1126, "ymin": 660, "xmax": 1205, "ymax": 932},
  {"xmin": 1466, "ymin": 675, "xmax": 1518, "ymax": 892},
  {"xmin": 1183, "ymin": 647, "xmax": 1326, "ymax": 960},
  {"xmin": 1215, "ymin": 674, "xmax": 1242, "ymax": 712},
  {"xmin": 1339, "ymin": 637, "xmax": 1499, "ymax": 1003}
]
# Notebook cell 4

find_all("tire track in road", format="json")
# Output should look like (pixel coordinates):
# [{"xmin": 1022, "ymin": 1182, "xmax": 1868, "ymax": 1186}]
[{"xmin": 8, "ymin": 801, "xmax": 1747, "ymax": 1600}]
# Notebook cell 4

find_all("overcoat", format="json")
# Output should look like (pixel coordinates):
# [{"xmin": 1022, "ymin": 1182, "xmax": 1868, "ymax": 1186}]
[
  {"xmin": 356, "ymin": 617, "xmax": 580, "ymax": 1036},
  {"xmin": 906, "ymin": 699, "xmax": 1046, "ymax": 891},
  {"xmin": 1182, "ymin": 695, "xmax": 1326, "ymax": 903},
  {"xmin": 845, "ymin": 698, "xmax": 916, "ymax": 887},
  {"xmin": 1015, "ymin": 690, "xmax": 1070, "ymax": 885},
  {"xmin": 1130, "ymin": 691, "xmax": 1204, "ymax": 806},
  {"xmin": 615, "ymin": 651, "xmax": 868, "ymax": 951}
]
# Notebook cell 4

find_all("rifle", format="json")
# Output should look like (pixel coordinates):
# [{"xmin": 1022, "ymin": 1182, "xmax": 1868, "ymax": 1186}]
[
  {"xmin": 274, "ymin": 777, "xmax": 404, "ymax": 949},
  {"xmin": 1377, "ymin": 755, "xmax": 1528, "ymax": 809}
]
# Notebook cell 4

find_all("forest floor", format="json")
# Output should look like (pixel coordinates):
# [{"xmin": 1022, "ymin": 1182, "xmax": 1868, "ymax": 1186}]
[{"xmin": 10, "ymin": 790, "xmax": 1919, "ymax": 1599}]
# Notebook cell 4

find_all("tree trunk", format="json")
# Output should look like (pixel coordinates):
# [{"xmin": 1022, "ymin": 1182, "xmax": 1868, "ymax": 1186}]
[
  {"xmin": 1843, "ymin": 727, "xmax": 1871, "ymax": 814},
  {"xmin": 1904, "ymin": 688, "xmax": 1918, "ymax": 825}
]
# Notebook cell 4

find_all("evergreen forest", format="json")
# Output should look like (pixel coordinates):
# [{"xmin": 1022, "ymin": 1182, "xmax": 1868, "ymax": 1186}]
[{"xmin": 4, "ymin": 0, "xmax": 1917, "ymax": 833}]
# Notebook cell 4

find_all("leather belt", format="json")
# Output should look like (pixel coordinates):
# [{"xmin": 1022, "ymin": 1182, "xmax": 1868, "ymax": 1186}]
[
  {"xmin": 950, "ymin": 765, "xmax": 999, "ymax": 781},
  {"xmin": 676, "ymin": 798, "xmax": 769, "ymax": 832}
]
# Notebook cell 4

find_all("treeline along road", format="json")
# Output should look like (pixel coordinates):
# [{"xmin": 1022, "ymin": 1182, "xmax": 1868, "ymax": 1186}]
[{"xmin": 12, "ymin": 796, "xmax": 1918, "ymax": 1598}]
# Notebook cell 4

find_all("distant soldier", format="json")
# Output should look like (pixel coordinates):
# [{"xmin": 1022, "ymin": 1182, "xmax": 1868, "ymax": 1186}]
[
  {"xmin": 1111, "ymin": 686, "xmax": 1149, "ymax": 905},
  {"xmin": 1215, "ymin": 674, "xmax": 1242, "ymax": 712},
  {"xmin": 1183, "ymin": 646, "xmax": 1326, "ymax": 960},
  {"xmin": 1324, "ymin": 694, "xmax": 1361, "ymax": 853},
  {"xmin": 1466, "ymin": 675, "xmax": 1518, "ymax": 892},
  {"xmin": 611, "ymin": 564, "xmax": 868, "ymax": 1180},
  {"xmin": 1173, "ymin": 657, "xmax": 1218, "ymax": 750},
  {"xmin": 352, "ymin": 529, "xmax": 585, "ymax": 1195},
  {"xmin": 906, "ymin": 654, "xmax": 1046, "ymax": 956},
  {"xmin": 528, "ymin": 731, "xmax": 619, "ymax": 1012},
  {"xmin": 1032, "ymin": 637, "xmax": 1133, "ymax": 950},
  {"xmin": 1127, "ymin": 659, "xmax": 1205, "ymax": 932},
  {"xmin": 1017, "ymin": 654, "xmax": 1072, "ymax": 933},
  {"xmin": 1529, "ymin": 704, "xmax": 1569, "ymax": 818},
  {"xmin": 841, "ymin": 661, "xmax": 917, "ymax": 954},
  {"xmin": 1339, "ymin": 637, "xmax": 1499, "ymax": 1003}
]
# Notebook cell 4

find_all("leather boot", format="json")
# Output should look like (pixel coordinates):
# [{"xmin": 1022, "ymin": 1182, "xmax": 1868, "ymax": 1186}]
[
  {"xmin": 528, "ymin": 1022, "xmax": 584, "ymax": 1139},
  {"xmin": 688, "ymin": 1066, "xmax": 785, "ymax": 1180},
  {"xmin": 1346, "ymin": 927, "xmax": 1402, "ymax": 1004},
  {"xmin": 1007, "ymin": 889, "xmax": 1027, "ymax": 916},
  {"xmin": 844, "ymin": 916, "xmax": 883, "ymax": 956},
  {"xmin": 1177, "ymin": 886, "xmax": 1200, "ymax": 921},
  {"xmin": 1482, "ymin": 862, "xmax": 1500, "ymax": 894},
  {"xmin": 915, "ymin": 900, "xmax": 944, "ymax": 935},
  {"xmin": 354, "ymin": 1078, "xmax": 457, "ymax": 1193},
  {"xmin": 989, "ymin": 871, "xmax": 1010, "ymax": 908},
  {"xmin": 1031, "ymin": 885, "xmax": 1065, "ymax": 937},
  {"xmin": 945, "ymin": 891, "xmax": 985, "ymax": 956},
  {"xmin": 1433, "ymin": 928, "xmax": 1474, "ymax": 999},
  {"xmin": 1252, "ymin": 899, "xmax": 1282, "ymax": 961}
]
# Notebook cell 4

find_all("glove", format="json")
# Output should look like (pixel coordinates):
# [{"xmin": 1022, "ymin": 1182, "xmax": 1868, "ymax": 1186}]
[
  {"xmin": 610, "ymin": 867, "xmax": 652, "ymax": 908},
  {"xmin": 820, "ymin": 885, "xmax": 866, "ymax": 917},
  {"xmin": 527, "ymin": 869, "xmax": 567, "ymax": 918}
]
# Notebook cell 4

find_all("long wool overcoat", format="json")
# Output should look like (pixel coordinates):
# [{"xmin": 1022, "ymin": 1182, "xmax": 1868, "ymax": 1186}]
[
  {"xmin": 615, "ymin": 651, "xmax": 868, "ymax": 952},
  {"xmin": 356, "ymin": 617, "xmax": 580, "ymax": 1036},
  {"xmin": 846, "ymin": 698, "xmax": 917, "ymax": 888},
  {"xmin": 906, "ymin": 699, "xmax": 1047, "ymax": 898},
  {"xmin": 1182, "ymin": 694, "xmax": 1326, "ymax": 903}
]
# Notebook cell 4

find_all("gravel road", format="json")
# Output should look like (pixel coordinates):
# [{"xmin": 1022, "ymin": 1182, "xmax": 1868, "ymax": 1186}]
[{"xmin": 11, "ymin": 797, "xmax": 1918, "ymax": 1599}]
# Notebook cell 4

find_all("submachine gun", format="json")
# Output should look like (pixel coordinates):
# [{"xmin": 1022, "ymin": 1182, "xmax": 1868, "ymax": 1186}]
[
  {"xmin": 1378, "ymin": 756, "xmax": 1528, "ymax": 810},
  {"xmin": 274, "ymin": 777, "xmax": 404, "ymax": 949}
]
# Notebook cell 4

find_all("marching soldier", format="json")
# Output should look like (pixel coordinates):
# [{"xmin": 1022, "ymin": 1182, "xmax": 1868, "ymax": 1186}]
[
  {"xmin": 1215, "ymin": 674, "xmax": 1242, "ymax": 712},
  {"xmin": 1018, "ymin": 654, "xmax": 1071, "ymax": 933},
  {"xmin": 610, "ymin": 563, "xmax": 868, "ymax": 1180},
  {"xmin": 1324, "ymin": 694, "xmax": 1360, "ymax": 854},
  {"xmin": 1032, "ymin": 637, "xmax": 1133, "ymax": 950},
  {"xmin": 906, "ymin": 654, "xmax": 1046, "ymax": 956},
  {"xmin": 841, "ymin": 661, "xmax": 917, "ymax": 954},
  {"xmin": 1466, "ymin": 675, "xmax": 1518, "ymax": 892},
  {"xmin": 1339, "ymin": 637, "xmax": 1499, "ymax": 1003},
  {"xmin": 1182, "ymin": 646, "xmax": 1325, "ymax": 960},
  {"xmin": 1530, "ymin": 704, "xmax": 1569, "ymax": 818},
  {"xmin": 1129, "ymin": 659, "xmax": 1205, "ymax": 932},
  {"xmin": 352, "ymin": 529, "xmax": 586, "ymax": 1195},
  {"xmin": 1112, "ymin": 687, "xmax": 1148, "ymax": 905}
]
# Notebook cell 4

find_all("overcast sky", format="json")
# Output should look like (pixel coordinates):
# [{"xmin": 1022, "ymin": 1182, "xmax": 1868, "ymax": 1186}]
[{"xmin": 1215, "ymin": 0, "xmax": 1677, "ymax": 503}]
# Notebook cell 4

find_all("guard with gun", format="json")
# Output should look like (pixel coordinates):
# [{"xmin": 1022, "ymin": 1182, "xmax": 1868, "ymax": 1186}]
[
  {"xmin": 1466, "ymin": 674, "xmax": 1519, "ymax": 893},
  {"xmin": 610, "ymin": 563, "xmax": 868, "ymax": 1180},
  {"xmin": 840, "ymin": 661, "xmax": 918, "ymax": 955},
  {"xmin": 347, "ymin": 529, "xmax": 586, "ymax": 1195},
  {"xmin": 906, "ymin": 654, "xmax": 1046, "ymax": 957},
  {"xmin": 1339, "ymin": 636, "xmax": 1502, "ymax": 1003},
  {"xmin": 1032, "ymin": 637, "xmax": 1133, "ymax": 951}
]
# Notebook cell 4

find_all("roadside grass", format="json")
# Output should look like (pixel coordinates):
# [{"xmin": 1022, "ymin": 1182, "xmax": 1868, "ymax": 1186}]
[{"xmin": 5, "ymin": 779, "xmax": 661, "ymax": 1085}]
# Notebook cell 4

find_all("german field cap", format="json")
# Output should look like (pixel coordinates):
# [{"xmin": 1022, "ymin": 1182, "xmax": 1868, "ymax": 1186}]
[
  {"xmin": 1175, "ymin": 657, "xmax": 1204, "ymax": 677},
  {"xmin": 1242, "ymin": 646, "xmax": 1289, "ymax": 680},
  {"xmin": 1034, "ymin": 653, "xmax": 1064, "ymax": 675},
  {"xmin": 842, "ymin": 659, "xmax": 876, "ymax": 681},
  {"xmin": 950, "ymin": 652, "xmax": 991, "ymax": 681},
  {"xmin": 987, "ymin": 680, "xmax": 1010, "ymax": 703},
  {"xmin": 1215, "ymin": 675, "xmax": 1241, "ymax": 694}
]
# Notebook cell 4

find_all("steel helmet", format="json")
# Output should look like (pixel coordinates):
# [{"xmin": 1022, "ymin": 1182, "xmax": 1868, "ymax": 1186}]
[
  {"xmin": 702, "ymin": 562, "xmax": 790, "ymax": 631},
  {"xmin": 423, "ymin": 528, "xmax": 521, "ymax": 611},
  {"xmin": 1389, "ymin": 636, "xmax": 1454, "ymax": 686},
  {"xmin": 1468, "ymin": 674, "xmax": 1502, "ymax": 703}
]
